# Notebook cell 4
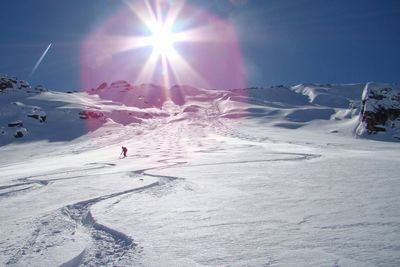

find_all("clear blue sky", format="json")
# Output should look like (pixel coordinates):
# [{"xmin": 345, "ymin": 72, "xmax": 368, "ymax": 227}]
[{"xmin": 0, "ymin": 0, "xmax": 399, "ymax": 91}]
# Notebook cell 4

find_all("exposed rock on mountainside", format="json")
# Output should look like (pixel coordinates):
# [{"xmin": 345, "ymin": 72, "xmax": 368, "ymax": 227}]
[
  {"xmin": 27, "ymin": 112, "xmax": 47, "ymax": 123},
  {"xmin": 14, "ymin": 127, "xmax": 28, "ymax": 138},
  {"xmin": 79, "ymin": 110, "xmax": 104, "ymax": 120},
  {"xmin": 2, "ymin": 73, "xmax": 400, "ymax": 144},
  {"xmin": 8, "ymin": 120, "xmax": 23, "ymax": 127},
  {"xmin": 0, "ymin": 75, "xmax": 46, "ymax": 93},
  {"xmin": 0, "ymin": 76, "xmax": 171, "ymax": 144},
  {"xmin": 356, "ymin": 83, "xmax": 400, "ymax": 140}
]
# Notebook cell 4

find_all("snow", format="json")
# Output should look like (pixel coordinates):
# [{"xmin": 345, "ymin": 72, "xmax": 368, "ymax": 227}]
[{"xmin": 1, "ymin": 78, "xmax": 400, "ymax": 266}]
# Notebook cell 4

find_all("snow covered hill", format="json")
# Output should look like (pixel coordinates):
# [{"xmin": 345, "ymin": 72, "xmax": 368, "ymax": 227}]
[
  {"xmin": 1, "ymin": 74, "xmax": 400, "ymax": 266},
  {"xmin": 1, "ymin": 75, "xmax": 399, "ymax": 145},
  {"xmin": 0, "ymin": 76, "xmax": 169, "ymax": 145}
]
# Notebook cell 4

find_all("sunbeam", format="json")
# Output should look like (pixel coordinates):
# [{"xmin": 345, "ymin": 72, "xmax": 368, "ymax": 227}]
[{"xmin": 81, "ymin": 0, "xmax": 245, "ymax": 90}]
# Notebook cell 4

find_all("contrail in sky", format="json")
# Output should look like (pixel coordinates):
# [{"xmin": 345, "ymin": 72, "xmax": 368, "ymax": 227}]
[{"xmin": 28, "ymin": 43, "xmax": 52, "ymax": 79}]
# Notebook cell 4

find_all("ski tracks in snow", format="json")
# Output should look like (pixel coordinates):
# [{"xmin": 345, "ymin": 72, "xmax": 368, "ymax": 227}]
[
  {"xmin": 57, "ymin": 102, "xmax": 320, "ymax": 266},
  {"xmin": 0, "ymin": 164, "xmax": 117, "ymax": 199},
  {"xmin": 58, "ymin": 159, "xmax": 188, "ymax": 266},
  {"xmin": 2, "ymin": 155, "xmax": 189, "ymax": 267},
  {"xmin": 2, "ymin": 100, "xmax": 323, "ymax": 266}
]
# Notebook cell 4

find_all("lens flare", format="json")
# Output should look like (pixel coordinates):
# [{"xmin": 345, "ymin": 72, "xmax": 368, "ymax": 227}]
[
  {"xmin": 149, "ymin": 22, "xmax": 176, "ymax": 57},
  {"xmin": 81, "ymin": 0, "xmax": 245, "ymax": 90}
]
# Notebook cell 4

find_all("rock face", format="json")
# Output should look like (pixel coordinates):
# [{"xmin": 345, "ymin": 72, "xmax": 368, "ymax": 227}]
[
  {"xmin": 0, "ymin": 75, "xmax": 46, "ymax": 93},
  {"xmin": 8, "ymin": 121, "xmax": 23, "ymax": 127},
  {"xmin": 357, "ymin": 83, "xmax": 400, "ymax": 140},
  {"xmin": 0, "ymin": 75, "xmax": 56, "ymax": 143},
  {"xmin": 78, "ymin": 110, "xmax": 104, "ymax": 120},
  {"xmin": 14, "ymin": 128, "xmax": 28, "ymax": 138}
]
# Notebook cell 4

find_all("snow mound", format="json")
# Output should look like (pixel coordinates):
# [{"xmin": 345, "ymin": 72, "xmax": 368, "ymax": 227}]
[
  {"xmin": 216, "ymin": 84, "xmax": 365, "ymax": 135},
  {"xmin": 235, "ymin": 86, "xmax": 310, "ymax": 107},
  {"xmin": 170, "ymin": 85, "xmax": 224, "ymax": 105},
  {"xmin": 292, "ymin": 83, "xmax": 363, "ymax": 108}
]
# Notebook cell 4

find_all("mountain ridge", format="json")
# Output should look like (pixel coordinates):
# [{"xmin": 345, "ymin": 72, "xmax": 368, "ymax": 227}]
[{"xmin": 1, "ymin": 74, "xmax": 399, "ymax": 144}]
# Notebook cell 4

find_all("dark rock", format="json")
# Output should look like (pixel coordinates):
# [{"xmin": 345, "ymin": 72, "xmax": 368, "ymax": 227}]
[
  {"xmin": 0, "ymin": 80, "xmax": 13, "ymax": 91},
  {"xmin": 14, "ymin": 131, "xmax": 24, "ymax": 138},
  {"xmin": 34, "ymin": 85, "xmax": 46, "ymax": 92},
  {"xmin": 79, "ymin": 110, "xmax": 104, "ymax": 119},
  {"xmin": 110, "ymin": 80, "xmax": 130, "ymax": 88},
  {"xmin": 27, "ymin": 114, "xmax": 47, "ymax": 123},
  {"xmin": 79, "ymin": 111, "xmax": 89, "ymax": 119},
  {"xmin": 13, "ymin": 128, "xmax": 27, "ymax": 138},
  {"xmin": 358, "ymin": 83, "xmax": 400, "ymax": 137},
  {"xmin": 97, "ymin": 82, "xmax": 108, "ymax": 91},
  {"xmin": 8, "ymin": 121, "xmax": 23, "ymax": 127}
]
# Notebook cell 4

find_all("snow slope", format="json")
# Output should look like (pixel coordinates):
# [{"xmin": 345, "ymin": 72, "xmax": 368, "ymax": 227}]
[
  {"xmin": 0, "ymin": 76, "xmax": 169, "ymax": 145},
  {"xmin": 1, "ymin": 76, "xmax": 400, "ymax": 266}
]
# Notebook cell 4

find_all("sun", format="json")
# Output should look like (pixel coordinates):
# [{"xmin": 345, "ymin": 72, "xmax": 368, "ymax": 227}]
[
  {"xmin": 103, "ymin": 0, "xmax": 239, "ymax": 88},
  {"xmin": 81, "ymin": 0, "xmax": 245, "ymax": 90},
  {"xmin": 149, "ymin": 22, "xmax": 176, "ymax": 57}
]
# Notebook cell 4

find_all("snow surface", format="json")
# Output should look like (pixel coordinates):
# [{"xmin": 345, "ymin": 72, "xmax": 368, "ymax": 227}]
[{"xmin": 1, "ymin": 79, "xmax": 400, "ymax": 266}]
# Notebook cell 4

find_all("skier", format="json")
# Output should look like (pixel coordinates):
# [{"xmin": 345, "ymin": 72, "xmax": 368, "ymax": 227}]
[{"xmin": 121, "ymin": 146, "xmax": 128, "ymax": 158}]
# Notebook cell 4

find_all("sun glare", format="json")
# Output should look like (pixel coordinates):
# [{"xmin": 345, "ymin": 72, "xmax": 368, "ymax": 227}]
[
  {"xmin": 81, "ymin": 0, "xmax": 245, "ymax": 90},
  {"xmin": 149, "ymin": 22, "xmax": 176, "ymax": 57}
]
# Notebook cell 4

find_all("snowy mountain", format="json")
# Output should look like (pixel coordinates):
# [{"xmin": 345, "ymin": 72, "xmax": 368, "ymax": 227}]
[
  {"xmin": 3, "ymin": 74, "xmax": 398, "ymax": 144},
  {"xmin": 1, "ymin": 74, "xmax": 400, "ymax": 266},
  {"xmin": 0, "ymin": 76, "xmax": 170, "ymax": 145}
]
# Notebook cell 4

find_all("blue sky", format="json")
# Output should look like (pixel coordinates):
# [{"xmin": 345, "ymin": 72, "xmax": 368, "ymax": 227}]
[{"xmin": 0, "ymin": 0, "xmax": 399, "ymax": 91}]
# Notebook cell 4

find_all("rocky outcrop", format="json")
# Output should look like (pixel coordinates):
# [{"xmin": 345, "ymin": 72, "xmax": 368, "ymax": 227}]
[
  {"xmin": 27, "ymin": 109, "xmax": 47, "ymax": 123},
  {"xmin": 14, "ymin": 128, "xmax": 28, "ymax": 138},
  {"xmin": 357, "ymin": 83, "xmax": 400, "ymax": 140},
  {"xmin": 27, "ymin": 113, "xmax": 47, "ymax": 123},
  {"xmin": 6, "ymin": 121, "xmax": 27, "ymax": 138},
  {"xmin": 0, "ymin": 78, "xmax": 13, "ymax": 91},
  {"xmin": 8, "ymin": 120, "xmax": 23, "ymax": 127},
  {"xmin": 79, "ymin": 110, "xmax": 104, "ymax": 120},
  {"xmin": 0, "ymin": 75, "xmax": 46, "ymax": 93}
]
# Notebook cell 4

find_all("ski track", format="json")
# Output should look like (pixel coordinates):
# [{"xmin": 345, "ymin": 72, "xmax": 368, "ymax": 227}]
[
  {"xmin": 4, "ymin": 157, "xmax": 187, "ymax": 267},
  {"xmin": 165, "ymin": 153, "xmax": 321, "ymax": 169},
  {"xmin": 0, "ymin": 164, "xmax": 117, "ymax": 199},
  {"xmin": 206, "ymin": 103, "xmax": 275, "ymax": 144},
  {"xmin": 2, "ymin": 101, "xmax": 324, "ymax": 266},
  {"xmin": 58, "ymin": 157, "xmax": 189, "ymax": 266}
]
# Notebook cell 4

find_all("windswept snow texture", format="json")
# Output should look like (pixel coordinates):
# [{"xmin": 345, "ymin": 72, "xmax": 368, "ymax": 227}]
[{"xmin": 1, "ymin": 76, "xmax": 400, "ymax": 266}]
